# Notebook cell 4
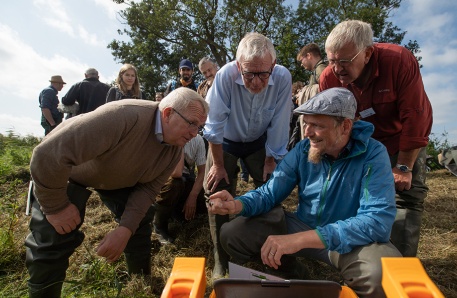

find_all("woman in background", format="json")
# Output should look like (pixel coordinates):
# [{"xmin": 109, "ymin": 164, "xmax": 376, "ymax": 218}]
[{"xmin": 106, "ymin": 63, "xmax": 145, "ymax": 102}]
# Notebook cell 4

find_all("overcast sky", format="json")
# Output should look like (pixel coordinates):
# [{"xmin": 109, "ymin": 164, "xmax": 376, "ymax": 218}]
[{"xmin": 1, "ymin": 0, "xmax": 456, "ymax": 145}]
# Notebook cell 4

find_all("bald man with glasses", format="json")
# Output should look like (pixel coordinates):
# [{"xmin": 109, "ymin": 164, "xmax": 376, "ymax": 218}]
[
  {"xmin": 202, "ymin": 32, "xmax": 293, "ymax": 279},
  {"xmin": 319, "ymin": 20, "xmax": 433, "ymax": 258}
]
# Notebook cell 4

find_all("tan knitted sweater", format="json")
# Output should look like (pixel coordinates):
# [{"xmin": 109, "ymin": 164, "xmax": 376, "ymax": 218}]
[{"xmin": 30, "ymin": 99, "xmax": 182, "ymax": 233}]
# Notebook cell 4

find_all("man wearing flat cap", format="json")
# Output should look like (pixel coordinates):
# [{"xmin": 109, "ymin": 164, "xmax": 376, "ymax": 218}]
[
  {"xmin": 208, "ymin": 87, "xmax": 402, "ymax": 298},
  {"xmin": 39, "ymin": 75, "xmax": 66, "ymax": 135},
  {"xmin": 164, "ymin": 59, "xmax": 199, "ymax": 96}
]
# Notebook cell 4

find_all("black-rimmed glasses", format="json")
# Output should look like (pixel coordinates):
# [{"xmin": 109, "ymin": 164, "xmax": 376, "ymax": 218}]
[
  {"xmin": 173, "ymin": 109, "xmax": 204, "ymax": 133},
  {"xmin": 241, "ymin": 68, "xmax": 272, "ymax": 80}
]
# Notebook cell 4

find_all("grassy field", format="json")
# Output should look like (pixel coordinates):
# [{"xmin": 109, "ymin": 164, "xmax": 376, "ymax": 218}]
[{"xmin": 0, "ymin": 134, "xmax": 456, "ymax": 297}]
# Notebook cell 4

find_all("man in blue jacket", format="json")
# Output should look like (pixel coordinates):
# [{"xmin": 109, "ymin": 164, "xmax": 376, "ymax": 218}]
[{"xmin": 207, "ymin": 87, "xmax": 401, "ymax": 298}]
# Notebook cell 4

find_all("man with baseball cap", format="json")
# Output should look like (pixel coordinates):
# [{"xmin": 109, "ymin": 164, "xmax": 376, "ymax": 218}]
[
  {"xmin": 39, "ymin": 75, "xmax": 66, "ymax": 135},
  {"xmin": 208, "ymin": 87, "xmax": 402, "ymax": 297},
  {"xmin": 164, "ymin": 58, "xmax": 199, "ymax": 96}
]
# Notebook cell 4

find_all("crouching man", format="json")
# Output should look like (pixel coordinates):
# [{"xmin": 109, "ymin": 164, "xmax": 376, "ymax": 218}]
[
  {"xmin": 25, "ymin": 88, "xmax": 208, "ymax": 297},
  {"xmin": 208, "ymin": 88, "xmax": 401, "ymax": 298}
]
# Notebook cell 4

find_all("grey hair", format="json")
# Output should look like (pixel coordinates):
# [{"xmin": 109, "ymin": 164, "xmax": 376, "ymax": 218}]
[
  {"xmin": 325, "ymin": 20, "xmax": 374, "ymax": 53},
  {"xmin": 159, "ymin": 87, "xmax": 209, "ymax": 115},
  {"xmin": 198, "ymin": 57, "xmax": 217, "ymax": 70},
  {"xmin": 85, "ymin": 68, "xmax": 98, "ymax": 77},
  {"xmin": 236, "ymin": 32, "xmax": 276, "ymax": 63}
]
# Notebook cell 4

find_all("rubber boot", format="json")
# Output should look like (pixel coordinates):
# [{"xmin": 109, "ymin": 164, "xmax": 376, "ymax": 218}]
[
  {"xmin": 153, "ymin": 204, "xmax": 175, "ymax": 244},
  {"xmin": 28, "ymin": 281, "xmax": 63, "ymax": 298},
  {"xmin": 26, "ymin": 182, "xmax": 91, "ymax": 298},
  {"xmin": 124, "ymin": 252, "xmax": 152, "ymax": 276},
  {"xmin": 209, "ymin": 212, "xmax": 230, "ymax": 279},
  {"xmin": 391, "ymin": 208, "xmax": 423, "ymax": 257}
]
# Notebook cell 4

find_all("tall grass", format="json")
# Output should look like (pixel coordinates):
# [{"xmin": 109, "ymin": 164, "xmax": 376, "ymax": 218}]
[{"xmin": 0, "ymin": 133, "xmax": 40, "ymax": 297}]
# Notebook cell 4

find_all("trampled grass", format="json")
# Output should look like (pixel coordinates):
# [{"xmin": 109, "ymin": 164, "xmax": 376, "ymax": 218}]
[{"xmin": 0, "ymin": 134, "xmax": 455, "ymax": 297}]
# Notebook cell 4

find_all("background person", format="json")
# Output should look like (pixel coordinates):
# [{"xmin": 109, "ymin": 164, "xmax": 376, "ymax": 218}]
[
  {"xmin": 155, "ymin": 92, "xmax": 164, "ymax": 102},
  {"xmin": 164, "ymin": 59, "xmax": 199, "ymax": 96},
  {"xmin": 61, "ymin": 68, "xmax": 110, "ymax": 116},
  {"xmin": 296, "ymin": 43, "xmax": 328, "ymax": 85},
  {"xmin": 295, "ymin": 43, "xmax": 328, "ymax": 140},
  {"xmin": 197, "ymin": 56, "xmax": 218, "ymax": 99},
  {"xmin": 106, "ymin": 63, "xmax": 145, "ymax": 102},
  {"xmin": 152, "ymin": 133, "xmax": 207, "ymax": 244},
  {"xmin": 38, "ymin": 75, "xmax": 66, "ymax": 135}
]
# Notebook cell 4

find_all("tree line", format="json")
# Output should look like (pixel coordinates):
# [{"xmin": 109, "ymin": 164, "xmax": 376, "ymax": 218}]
[{"xmin": 109, "ymin": 0, "xmax": 420, "ymax": 98}]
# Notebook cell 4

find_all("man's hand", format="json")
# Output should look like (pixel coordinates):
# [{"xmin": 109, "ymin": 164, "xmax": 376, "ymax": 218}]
[
  {"xmin": 260, "ymin": 231, "xmax": 324, "ymax": 269},
  {"xmin": 206, "ymin": 165, "xmax": 229, "ymax": 193},
  {"xmin": 46, "ymin": 203, "xmax": 81, "ymax": 234},
  {"xmin": 96, "ymin": 226, "xmax": 132, "ymax": 263},
  {"xmin": 207, "ymin": 190, "xmax": 240, "ymax": 215},
  {"xmin": 392, "ymin": 168, "xmax": 413, "ymax": 191},
  {"xmin": 260, "ymin": 234, "xmax": 303, "ymax": 269},
  {"xmin": 263, "ymin": 157, "xmax": 276, "ymax": 181},
  {"xmin": 183, "ymin": 192, "xmax": 198, "ymax": 220}
]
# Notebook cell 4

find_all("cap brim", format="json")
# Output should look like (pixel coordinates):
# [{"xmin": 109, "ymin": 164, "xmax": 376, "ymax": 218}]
[{"xmin": 293, "ymin": 106, "xmax": 315, "ymax": 115}]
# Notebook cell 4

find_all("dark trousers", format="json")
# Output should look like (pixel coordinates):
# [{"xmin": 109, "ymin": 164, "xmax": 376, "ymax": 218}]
[
  {"xmin": 204, "ymin": 145, "xmax": 267, "ymax": 275},
  {"xmin": 156, "ymin": 176, "xmax": 206, "ymax": 218},
  {"xmin": 389, "ymin": 147, "xmax": 428, "ymax": 256},
  {"xmin": 25, "ymin": 183, "xmax": 154, "ymax": 297},
  {"xmin": 221, "ymin": 206, "xmax": 401, "ymax": 298}
]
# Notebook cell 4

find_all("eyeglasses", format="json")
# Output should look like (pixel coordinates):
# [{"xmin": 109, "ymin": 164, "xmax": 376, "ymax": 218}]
[
  {"xmin": 241, "ymin": 68, "xmax": 272, "ymax": 80},
  {"xmin": 299, "ymin": 55, "xmax": 310, "ymax": 67},
  {"xmin": 173, "ymin": 109, "xmax": 204, "ymax": 133},
  {"xmin": 325, "ymin": 48, "xmax": 364, "ymax": 67}
]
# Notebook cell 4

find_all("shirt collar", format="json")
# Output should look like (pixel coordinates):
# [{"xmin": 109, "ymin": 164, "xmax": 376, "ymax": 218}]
[
  {"xmin": 323, "ymin": 139, "xmax": 354, "ymax": 162},
  {"xmin": 155, "ymin": 108, "xmax": 165, "ymax": 143}
]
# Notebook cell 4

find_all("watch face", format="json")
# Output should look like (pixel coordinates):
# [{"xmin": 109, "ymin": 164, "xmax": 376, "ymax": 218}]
[{"xmin": 397, "ymin": 165, "xmax": 411, "ymax": 172}]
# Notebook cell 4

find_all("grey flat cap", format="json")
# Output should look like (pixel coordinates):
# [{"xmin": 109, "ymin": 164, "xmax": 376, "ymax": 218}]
[{"xmin": 294, "ymin": 87, "xmax": 357, "ymax": 120}]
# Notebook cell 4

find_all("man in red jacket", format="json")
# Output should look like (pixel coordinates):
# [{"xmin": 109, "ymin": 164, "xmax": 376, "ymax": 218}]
[{"xmin": 319, "ymin": 20, "xmax": 433, "ymax": 257}]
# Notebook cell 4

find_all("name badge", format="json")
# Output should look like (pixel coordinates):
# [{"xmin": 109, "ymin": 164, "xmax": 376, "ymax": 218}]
[{"xmin": 359, "ymin": 108, "xmax": 376, "ymax": 118}]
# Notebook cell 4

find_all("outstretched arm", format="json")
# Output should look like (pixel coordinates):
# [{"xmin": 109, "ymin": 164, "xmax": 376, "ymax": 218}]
[{"xmin": 207, "ymin": 190, "xmax": 242, "ymax": 215}]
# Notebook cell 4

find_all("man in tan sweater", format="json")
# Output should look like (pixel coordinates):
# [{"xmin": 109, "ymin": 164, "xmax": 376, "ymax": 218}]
[{"xmin": 25, "ymin": 88, "xmax": 209, "ymax": 297}]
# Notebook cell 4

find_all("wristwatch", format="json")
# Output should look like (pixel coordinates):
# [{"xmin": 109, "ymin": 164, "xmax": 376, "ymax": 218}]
[{"xmin": 395, "ymin": 164, "xmax": 412, "ymax": 173}]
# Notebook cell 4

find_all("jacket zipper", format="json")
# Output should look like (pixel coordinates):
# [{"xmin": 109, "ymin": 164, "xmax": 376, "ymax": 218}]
[
  {"xmin": 317, "ymin": 163, "xmax": 332, "ymax": 225},
  {"xmin": 363, "ymin": 165, "xmax": 373, "ymax": 202}
]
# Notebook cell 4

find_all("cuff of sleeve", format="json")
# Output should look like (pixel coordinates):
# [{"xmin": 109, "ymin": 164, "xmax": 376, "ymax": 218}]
[
  {"xmin": 399, "ymin": 137, "xmax": 428, "ymax": 152},
  {"xmin": 235, "ymin": 199, "xmax": 247, "ymax": 216},
  {"xmin": 315, "ymin": 228, "xmax": 328, "ymax": 249}
]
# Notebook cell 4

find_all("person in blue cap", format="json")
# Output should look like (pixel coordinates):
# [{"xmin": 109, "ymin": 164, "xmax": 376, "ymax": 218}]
[
  {"xmin": 164, "ymin": 59, "xmax": 199, "ymax": 96},
  {"xmin": 208, "ymin": 87, "xmax": 402, "ymax": 298}
]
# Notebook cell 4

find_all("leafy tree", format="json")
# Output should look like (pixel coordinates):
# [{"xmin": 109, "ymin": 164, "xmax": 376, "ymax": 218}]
[{"xmin": 109, "ymin": 0, "xmax": 419, "ymax": 95}]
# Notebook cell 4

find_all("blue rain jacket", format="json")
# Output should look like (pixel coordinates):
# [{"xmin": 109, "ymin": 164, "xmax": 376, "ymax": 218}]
[{"xmin": 237, "ymin": 120, "xmax": 396, "ymax": 254}]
